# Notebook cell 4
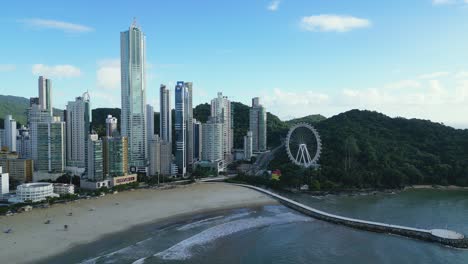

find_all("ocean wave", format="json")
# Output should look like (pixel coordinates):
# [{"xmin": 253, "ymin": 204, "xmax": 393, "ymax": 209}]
[
  {"xmin": 177, "ymin": 216, "xmax": 225, "ymax": 231},
  {"xmin": 155, "ymin": 212, "xmax": 311, "ymax": 260},
  {"xmin": 131, "ymin": 257, "xmax": 147, "ymax": 264},
  {"xmin": 79, "ymin": 237, "xmax": 154, "ymax": 264},
  {"xmin": 177, "ymin": 211, "xmax": 254, "ymax": 231}
]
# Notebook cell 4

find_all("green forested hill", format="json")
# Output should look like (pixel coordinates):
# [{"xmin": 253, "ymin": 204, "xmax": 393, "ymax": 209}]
[
  {"xmin": 269, "ymin": 110, "xmax": 468, "ymax": 189},
  {"xmin": 0, "ymin": 95, "xmax": 30, "ymax": 127},
  {"xmin": 286, "ymin": 114, "xmax": 326, "ymax": 125}
]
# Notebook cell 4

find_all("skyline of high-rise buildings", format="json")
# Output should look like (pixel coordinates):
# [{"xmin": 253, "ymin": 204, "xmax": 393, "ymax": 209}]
[
  {"xmin": 0, "ymin": 20, "xmax": 271, "ymax": 184},
  {"xmin": 120, "ymin": 22, "xmax": 147, "ymax": 171}
]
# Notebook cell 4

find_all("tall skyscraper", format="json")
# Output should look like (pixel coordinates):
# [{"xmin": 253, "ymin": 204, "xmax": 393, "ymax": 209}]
[
  {"xmin": 28, "ymin": 105, "xmax": 52, "ymax": 168},
  {"xmin": 175, "ymin": 82, "xmax": 186, "ymax": 176},
  {"xmin": 184, "ymin": 82, "xmax": 194, "ymax": 168},
  {"xmin": 193, "ymin": 119, "xmax": 202, "ymax": 161},
  {"xmin": 66, "ymin": 93, "xmax": 91, "ymax": 168},
  {"xmin": 202, "ymin": 118, "xmax": 223, "ymax": 162},
  {"xmin": 87, "ymin": 134, "xmax": 104, "ymax": 181},
  {"xmin": 3, "ymin": 115, "xmax": 17, "ymax": 152},
  {"xmin": 249, "ymin": 97, "xmax": 267, "ymax": 152},
  {"xmin": 106, "ymin": 115, "xmax": 118, "ymax": 137},
  {"xmin": 37, "ymin": 121, "xmax": 65, "ymax": 173},
  {"xmin": 159, "ymin": 85, "xmax": 172, "ymax": 143},
  {"xmin": 244, "ymin": 131, "xmax": 253, "ymax": 160},
  {"xmin": 210, "ymin": 92, "xmax": 233, "ymax": 161},
  {"xmin": 146, "ymin": 104, "xmax": 155, "ymax": 141},
  {"xmin": 121, "ymin": 21, "xmax": 147, "ymax": 170},
  {"xmin": 38, "ymin": 76, "xmax": 52, "ymax": 115}
]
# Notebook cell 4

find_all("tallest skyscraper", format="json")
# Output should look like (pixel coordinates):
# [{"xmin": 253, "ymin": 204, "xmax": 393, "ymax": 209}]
[{"xmin": 120, "ymin": 21, "xmax": 147, "ymax": 171}]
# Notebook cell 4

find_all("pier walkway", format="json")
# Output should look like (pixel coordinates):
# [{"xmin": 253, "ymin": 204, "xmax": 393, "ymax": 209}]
[{"xmin": 236, "ymin": 184, "xmax": 468, "ymax": 249}]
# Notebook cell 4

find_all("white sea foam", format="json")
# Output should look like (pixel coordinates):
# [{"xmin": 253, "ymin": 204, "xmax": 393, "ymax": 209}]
[
  {"xmin": 177, "ymin": 216, "xmax": 225, "ymax": 231},
  {"xmin": 131, "ymin": 257, "xmax": 147, "ymax": 264},
  {"xmin": 177, "ymin": 211, "xmax": 253, "ymax": 231},
  {"xmin": 79, "ymin": 237, "xmax": 153, "ymax": 264},
  {"xmin": 263, "ymin": 205, "xmax": 287, "ymax": 214},
  {"xmin": 155, "ymin": 212, "xmax": 311, "ymax": 260}
]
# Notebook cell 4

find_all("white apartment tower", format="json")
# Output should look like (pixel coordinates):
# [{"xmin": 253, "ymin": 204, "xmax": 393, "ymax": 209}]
[
  {"xmin": 3, "ymin": 115, "xmax": 17, "ymax": 152},
  {"xmin": 210, "ymin": 92, "xmax": 233, "ymax": 162},
  {"xmin": 202, "ymin": 118, "xmax": 223, "ymax": 162},
  {"xmin": 121, "ymin": 21, "xmax": 147, "ymax": 170},
  {"xmin": 66, "ymin": 93, "xmax": 91, "ymax": 168},
  {"xmin": 38, "ymin": 76, "xmax": 52, "ymax": 115}
]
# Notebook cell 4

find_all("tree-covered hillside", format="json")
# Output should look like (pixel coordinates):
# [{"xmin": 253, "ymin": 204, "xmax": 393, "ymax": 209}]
[
  {"xmin": 269, "ymin": 110, "xmax": 468, "ymax": 189},
  {"xmin": 91, "ymin": 108, "xmax": 121, "ymax": 137},
  {"xmin": 0, "ymin": 95, "xmax": 30, "ymax": 127}
]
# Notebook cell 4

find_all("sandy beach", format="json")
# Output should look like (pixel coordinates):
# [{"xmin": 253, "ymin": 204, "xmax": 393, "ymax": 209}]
[{"xmin": 0, "ymin": 182, "xmax": 276, "ymax": 264}]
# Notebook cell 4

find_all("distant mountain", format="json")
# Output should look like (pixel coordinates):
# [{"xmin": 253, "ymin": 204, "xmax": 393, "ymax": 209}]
[{"xmin": 269, "ymin": 110, "xmax": 468, "ymax": 189}]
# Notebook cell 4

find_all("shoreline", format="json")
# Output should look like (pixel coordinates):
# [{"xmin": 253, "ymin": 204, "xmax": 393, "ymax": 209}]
[
  {"xmin": 0, "ymin": 182, "xmax": 277, "ymax": 264},
  {"xmin": 405, "ymin": 185, "xmax": 468, "ymax": 191},
  {"xmin": 38, "ymin": 203, "xmax": 272, "ymax": 264}
]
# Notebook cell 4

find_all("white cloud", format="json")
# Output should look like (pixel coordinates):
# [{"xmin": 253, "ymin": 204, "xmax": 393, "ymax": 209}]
[
  {"xmin": 300, "ymin": 15, "xmax": 371, "ymax": 32},
  {"xmin": 432, "ymin": 0, "xmax": 468, "ymax": 5},
  {"xmin": 267, "ymin": 0, "xmax": 281, "ymax": 11},
  {"xmin": 0, "ymin": 64, "xmax": 16, "ymax": 72},
  {"xmin": 455, "ymin": 71, "xmax": 468, "ymax": 79},
  {"xmin": 261, "ymin": 88, "xmax": 330, "ymax": 118},
  {"xmin": 19, "ymin": 18, "xmax": 93, "ymax": 33},
  {"xmin": 96, "ymin": 59, "xmax": 120, "ymax": 90},
  {"xmin": 260, "ymin": 72, "xmax": 468, "ymax": 127},
  {"xmin": 32, "ymin": 64, "xmax": 81, "ymax": 78},
  {"xmin": 432, "ymin": 0, "xmax": 455, "ymax": 5},
  {"xmin": 418, "ymin": 71, "xmax": 450, "ymax": 79},
  {"xmin": 385, "ymin": 80, "xmax": 421, "ymax": 89}
]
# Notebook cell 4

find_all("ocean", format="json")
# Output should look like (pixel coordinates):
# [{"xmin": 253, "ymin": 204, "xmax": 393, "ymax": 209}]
[{"xmin": 43, "ymin": 189, "xmax": 468, "ymax": 264}]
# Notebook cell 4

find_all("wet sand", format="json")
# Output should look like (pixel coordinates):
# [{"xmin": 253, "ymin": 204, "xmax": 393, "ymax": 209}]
[{"xmin": 0, "ymin": 183, "xmax": 276, "ymax": 264}]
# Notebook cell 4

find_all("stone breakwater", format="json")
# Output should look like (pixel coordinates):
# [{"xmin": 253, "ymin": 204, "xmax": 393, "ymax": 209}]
[{"xmin": 236, "ymin": 184, "xmax": 468, "ymax": 249}]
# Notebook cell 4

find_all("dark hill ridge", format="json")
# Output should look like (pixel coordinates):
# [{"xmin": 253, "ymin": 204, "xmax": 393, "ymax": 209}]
[{"xmin": 270, "ymin": 109, "xmax": 468, "ymax": 189}]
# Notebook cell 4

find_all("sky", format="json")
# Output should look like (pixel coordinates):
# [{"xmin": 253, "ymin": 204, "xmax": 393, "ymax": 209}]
[{"xmin": 1, "ymin": 0, "xmax": 468, "ymax": 128}]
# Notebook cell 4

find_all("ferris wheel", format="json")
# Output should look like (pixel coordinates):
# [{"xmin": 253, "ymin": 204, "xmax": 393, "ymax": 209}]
[{"xmin": 285, "ymin": 123, "xmax": 322, "ymax": 168}]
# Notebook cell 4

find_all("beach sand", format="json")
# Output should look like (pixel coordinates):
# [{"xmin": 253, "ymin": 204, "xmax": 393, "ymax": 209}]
[{"xmin": 0, "ymin": 182, "xmax": 276, "ymax": 264}]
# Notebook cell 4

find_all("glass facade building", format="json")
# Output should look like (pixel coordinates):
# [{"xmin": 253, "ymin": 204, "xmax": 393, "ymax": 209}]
[{"xmin": 120, "ymin": 22, "xmax": 147, "ymax": 169}]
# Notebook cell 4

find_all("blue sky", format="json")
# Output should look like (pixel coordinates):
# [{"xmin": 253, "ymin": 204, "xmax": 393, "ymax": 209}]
[{"xmin": 1, "ymin": 0, "xmax": 468, "ymax": 127}]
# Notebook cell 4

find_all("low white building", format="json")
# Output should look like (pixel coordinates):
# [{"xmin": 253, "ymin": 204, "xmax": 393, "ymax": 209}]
[
  {"xmin": 0, "ymin": 166, "xmax": 9, "ymax": 198},
  {"xmin": 53, "ymin": 183, "xmax": 75, "ymax": 195},
  {"xmin": 10, "ymin": 183, "xmax": 58, "ymax": 203}
]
